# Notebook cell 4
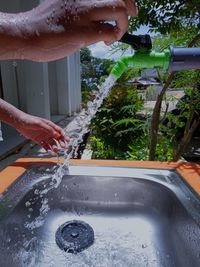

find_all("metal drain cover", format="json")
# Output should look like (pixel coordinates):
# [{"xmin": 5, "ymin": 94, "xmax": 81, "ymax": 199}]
[{"xmin": 55, "ymin": 220, "xmax": 94, "ymax": 253}]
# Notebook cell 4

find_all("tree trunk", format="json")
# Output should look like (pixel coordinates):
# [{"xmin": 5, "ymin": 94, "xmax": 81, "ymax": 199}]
[
  {"xmin": 149, "ymin": 72, "xmax": 175, "ymax": 160},
  {"xmin": 149, "ymin": 33, "xmax": 200, "ymax": 161},
  {"xmin": 173, "ymin": 118, "xmax": 200, "ymax": 161},
  {"xmin": 173, "ymin": 86, "xmax": 200, "ymax": 161}
]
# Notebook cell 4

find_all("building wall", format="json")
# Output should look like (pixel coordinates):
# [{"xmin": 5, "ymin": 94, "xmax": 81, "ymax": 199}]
[
  {"xmin": 0, "ymin": 1, "xmax": 81, "ymax": 157},
  {"xmin": 0, "ymin": 1, "xmax": 81, "ymax": 118}
]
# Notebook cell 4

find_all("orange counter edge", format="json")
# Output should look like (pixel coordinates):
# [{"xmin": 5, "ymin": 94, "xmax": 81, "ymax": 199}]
[{"xmin": 0, "ymin": 158, "xmax": 200, "ymax": 195}]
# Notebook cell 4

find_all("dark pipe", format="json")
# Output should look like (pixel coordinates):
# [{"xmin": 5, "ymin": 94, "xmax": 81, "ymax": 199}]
[{"xmin": 169, "ymin": 47, "xmax": 200, "ymax": 71}]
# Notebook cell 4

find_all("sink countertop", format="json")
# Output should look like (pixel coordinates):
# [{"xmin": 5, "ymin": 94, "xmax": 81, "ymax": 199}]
[{"xmin": 0, "ymin": 158, "xmax": 200, "ymax": 195}]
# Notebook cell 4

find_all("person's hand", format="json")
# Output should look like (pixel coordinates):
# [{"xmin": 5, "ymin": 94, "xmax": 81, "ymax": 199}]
[
  {"xmin": 11, "ymin": 0, "xmax": 137, "ymax": 61},
  {"xmin": 15, "ymin": 114, "xmax": 69, "ymax": 154}
]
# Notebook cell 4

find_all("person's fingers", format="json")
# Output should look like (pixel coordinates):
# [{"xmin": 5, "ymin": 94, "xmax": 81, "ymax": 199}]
[
  {"xmin": 80, "ymin": 22, "xmax": 117, "ymax": 47},
  {"xmin": 39, "ymin": 119, "xmax": 69, "ymax": 143},
  {"xmin": 35, "ymin": 139, "xmax": 52, "ymax": 152},
  {"xmin": 38, "ymin": 138, "xmax": 59, "ymax": 154},
  {"xmin": 64, "ymin": 135, "xmax": 70, "ymax": 142},
  {"xmin": 52, "ymin": 130, "xmax": 70, "ymax": 144},
  {"xmin": 37, "ymin": 120, "xmax": 56, "ymax": 135},
  {"xmin": 34, "ymin": 132, "xmax": 57, "ymax": 153},
  {"xmin": 53, "ymin": 132, "xmax": 68, "ymax": 149},
  {"xmin": 43, "ymin": 119, "xmax": 63, "ymax": 133},
  {"xmin": 124, "ymin": 0, "xmax": 138, "ymax": 16},
  {"xmin": 90, "ymin": 6, "xmax": 128, "ymax": 40},
  {"xmin": 53, "ymin": 131, "xmax": 62, "ymax": 139},
  {"xmin": 57, "ymin": 138, "xmax": 68, "ymax": 149},
  {"xmin": 47, "ymin": 139, "xmax": 60, "ymax": 154}
]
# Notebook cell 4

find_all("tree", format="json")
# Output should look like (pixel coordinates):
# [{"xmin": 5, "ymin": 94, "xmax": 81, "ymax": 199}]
[
  {"xmin": 129, "ymin": 0, "xmax": 200, "ymax": 34},
  {"xmin": 80, "ymin": 47, "xmax": 114, "ymax": 104},
  {"xmin": 127, "ymin": 1, "xmax": 200, "ymax": 161},
  {"xmin": 89, "ymin": 67, "xmax": 148, "ymax": 160}
]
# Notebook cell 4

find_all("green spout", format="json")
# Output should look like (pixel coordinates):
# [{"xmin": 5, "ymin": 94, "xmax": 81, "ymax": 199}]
[{"xmin": 111, "ymin": 49, "xmax": 170, "ymax": 79}]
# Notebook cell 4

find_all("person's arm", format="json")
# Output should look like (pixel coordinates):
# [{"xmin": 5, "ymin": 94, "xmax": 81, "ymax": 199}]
[
  {"xmin": 0, "ymin": 0, "xmax": 137, "ymax": 62},
  {"xmin": 0, "ymin": 98, "xmax": 69, "ymax": 153}
]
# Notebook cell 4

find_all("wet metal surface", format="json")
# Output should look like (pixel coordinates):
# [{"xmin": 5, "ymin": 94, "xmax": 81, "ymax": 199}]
[{"xmin": 0, "ymin": 165, "xmax": 200, "ymax": 266}]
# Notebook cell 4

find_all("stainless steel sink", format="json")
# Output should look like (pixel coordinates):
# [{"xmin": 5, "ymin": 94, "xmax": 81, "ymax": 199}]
[{"xmin": 0, "ymin": 164, "xmax": 200, "ymax": 267}]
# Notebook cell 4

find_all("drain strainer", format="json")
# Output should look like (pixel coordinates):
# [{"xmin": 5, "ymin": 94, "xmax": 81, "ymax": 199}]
[{"xmin": 55, "ymin": 220, "xmax": 94, "ymax": 253}]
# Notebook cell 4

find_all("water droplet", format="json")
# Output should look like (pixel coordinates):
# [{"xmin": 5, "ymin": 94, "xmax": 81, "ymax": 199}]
[
  {"xmin": 12, "ymin": 61, "xmax": 17, "ymax": 67},
  {"xmin": 35, "ymin": 30, "xmax": 40, "ymax": 37},
  {"xmin": 34, "ymin": 189, "xmax": 40, "ymax": 195},
  {"xmin": 25, "ymin": 201, "xmax": 31, "ymax": 207}
]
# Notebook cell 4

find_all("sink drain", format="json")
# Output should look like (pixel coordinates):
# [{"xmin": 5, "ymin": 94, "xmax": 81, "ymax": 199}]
[{"xmin": 55, "ymin": 220, "xmax": 94, "ymax": 253}]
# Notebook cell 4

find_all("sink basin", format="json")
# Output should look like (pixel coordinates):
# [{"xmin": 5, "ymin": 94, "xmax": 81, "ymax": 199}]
[{"xmin": 0, "ymin": 164, "xmax": 200, "ymax": 267}]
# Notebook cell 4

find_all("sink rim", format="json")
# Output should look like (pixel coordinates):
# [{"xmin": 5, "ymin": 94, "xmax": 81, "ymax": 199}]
[
  {"xmin": 1, "ymin": 158, "xmax": 200, "ymax": 196},
  {"xmin": 1, "ymin": 164, "xmax": 200, "ymax": 226}
]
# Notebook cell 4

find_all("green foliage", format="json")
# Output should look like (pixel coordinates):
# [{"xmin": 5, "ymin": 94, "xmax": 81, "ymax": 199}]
[
  {"xmin": 159, "ymin": 86, "xmax": 200, "ymax": 147},
  {"xmin": 80, "ymin": 47, "xmax": 115, "ymax": 104},
  {"xmin": 89, "ymin": 136, "xmax": 126, "ymax": 159},
  {"xmin": 155, "ymin": 136, "xmax": 174, "ymax": 161},
  {"xmin": 126, "ymin": 135, "xmax": 174, "ymax": 161},
  {"xmin": 152, "ymin": 29, "xmax": 200, "ymax": 52},
  {"xmin": 126, "ymin": 135, "xmax": 149, "ymax": 160},
  {"xmin": 128, "ymin": 0, "xmax": 200, "ymax": 34},
  {"xmin": 171, "ymin": 70, "xmax": 200, "ymax": 89},
  {"xmin": 91, "ymin": 77, "xmax": 145, "ymax": 151},
  {"xmin": 86, "ymin": 0, "xmax": 200, "ymax": 161}
]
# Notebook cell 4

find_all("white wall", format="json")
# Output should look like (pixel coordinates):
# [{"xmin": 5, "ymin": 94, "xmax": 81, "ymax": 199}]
[{"xmin": 0, "ymin": 0, "xmax": 81, "ymax": 157}]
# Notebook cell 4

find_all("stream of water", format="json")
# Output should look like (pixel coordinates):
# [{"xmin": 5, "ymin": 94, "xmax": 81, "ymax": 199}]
[
  {"xmin": 51, "ymin": 73, "xmax": 117, "ymax": 188},
  {"xmin": 24, "ymin": 74, "xmax": 117, "ymax": 230}
]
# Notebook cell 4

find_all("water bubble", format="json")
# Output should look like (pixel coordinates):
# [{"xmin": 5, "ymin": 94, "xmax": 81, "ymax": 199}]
[
  {"xmin": 12, "ymin": 61, "xmax": 17, "ymax": 67},
  {"xmin": 34, "ymin": 189, "xmax": 40, "ymax": 195},
  {"xmin": 25, "ymin": 201, "xmax": 31, "ymax": 207},
  {"xmin": 142, "ymin": 244, "xmax": 148, "ymax": 248}
]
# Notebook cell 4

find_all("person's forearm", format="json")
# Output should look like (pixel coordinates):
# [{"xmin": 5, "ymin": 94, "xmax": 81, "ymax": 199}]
[
  {"xmin": 0, "ymin": 1, "xmax": 137, "ymax": 62},
  {"xmin": 0, "ymin": 12, "xmax": 23, "ymax": 60},
  {"xmin": 0, "ymin": 6, "xmax": 72, "ymax": 62},
  {"xmin": 0, "ymin": 9, "xmax": 41, "ymax": 61},
  {"xmin": 0, "ymin": 98, "xmax": 26, "ymax": 128}
]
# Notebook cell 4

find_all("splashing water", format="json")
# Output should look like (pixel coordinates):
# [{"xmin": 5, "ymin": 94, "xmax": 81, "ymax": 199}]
[
  {"xmin": 53, "ymin": 74, "xmax": 117, "ymax": 186},
  {"xmin": 25, "ymin": 74, "xmax": 117, "ymax": 229},
  {"xmin": 68, "ymin": 75, "xmax": 116, "ymax": 155}
]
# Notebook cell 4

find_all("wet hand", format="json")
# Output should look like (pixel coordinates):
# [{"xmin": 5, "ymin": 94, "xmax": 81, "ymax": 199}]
[
  {"xmin": 21, "ymin": 0, "xmax": 137, "ymax": 61},
  {"xmin": 15, "ymin": 114, "xmax": 69, "ymax": 154}
]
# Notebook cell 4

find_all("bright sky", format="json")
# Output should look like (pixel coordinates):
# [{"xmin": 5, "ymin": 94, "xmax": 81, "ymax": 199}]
[{"xmin": 89, "ymin": 25, "xmax": 150, "ymax": 60}]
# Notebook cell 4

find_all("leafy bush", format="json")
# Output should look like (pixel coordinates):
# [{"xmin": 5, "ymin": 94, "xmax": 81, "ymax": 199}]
[
  {"xmin": 89, "ymin": 136, "xmax": 126, "ymax": 160},
  {"xmin": 90, "ymin": 82, "xmax": 145, "ymax": 152}
]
